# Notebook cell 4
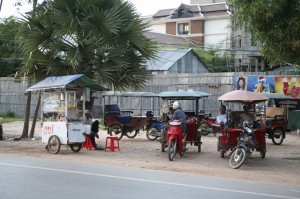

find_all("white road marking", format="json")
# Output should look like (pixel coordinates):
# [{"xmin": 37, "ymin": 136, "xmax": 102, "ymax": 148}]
[{"xmin": 1, "ymin": 162, "xmax": 299, "ymax": 199}]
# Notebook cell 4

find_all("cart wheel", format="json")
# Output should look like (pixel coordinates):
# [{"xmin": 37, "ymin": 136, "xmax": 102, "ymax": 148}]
[
  {"xmin": 199, "ymin": 121, "xmax": 210, "ymax": 136},
  {"xmin": 146, "ymin": 127, "xmax": 159, "ymax": 141},
  {"xmin": 260, "ymin": 147, "xmax": 266, "ymax": 158},
  {"xmin": 272, "ymin": 128, "xmax": 284, "ymax": 145},
  {"xmin": 168, "ymin": 140, "xmax": 176, "ymax": 161},
  {"xmin": 229, "ymin": 148, "xmax": 246, "ymax": 169},
  {"xmin": 69, "ymin": 144, "xmax": 82, "ymax": 152},
  {"xmin": 108, "ymin": 123, "xmax": 123, "ymax": 140},
  {"xmin": 48, "ymin": 135, "xmax": 61, "ymax": 154},
  {"xmin": 126, "ymin": 129, "xmax": 138, "ymax": 139}
]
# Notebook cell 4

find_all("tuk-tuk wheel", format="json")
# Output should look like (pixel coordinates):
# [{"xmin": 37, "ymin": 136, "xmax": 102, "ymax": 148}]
[
  {"xmin": 69, "ymin": 143, "xmax": 82, "ymax": 152},
  {"xmin": 108, "ymin": 123, "xmax": 123, "ymax": 140},
  {"xmin": 272, "ymin": 127, "xmax": 284, "ymax": 145},
  {"xmin": 48, "ymin": 135, "xmax": 61, "ymax": 154}
]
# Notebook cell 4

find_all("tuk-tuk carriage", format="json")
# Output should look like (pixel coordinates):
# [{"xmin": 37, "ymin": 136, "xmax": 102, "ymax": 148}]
[
  {"xmin": 217, "ymin": 90, "xmax": 269, "ymax": 158},
  {"xmin": 102, "ymin": 91, "xmax": 158, "ymax": 140},
  {"xmin": 27, "ymin": 74, "xmax": 108, "ymax": 154},
  {"xmin": 261, "ymin": 92, "xmax": 290, "ymax": 145}
]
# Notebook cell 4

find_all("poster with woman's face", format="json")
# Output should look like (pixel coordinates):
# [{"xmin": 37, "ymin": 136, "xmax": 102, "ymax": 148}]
[
  {"xmin": 234, "ymin": 76, "xmax": 247, "ymax": 90},
  {"xmin": 247, "ymin": 75, "xmax": 275, "ymax": 92}
]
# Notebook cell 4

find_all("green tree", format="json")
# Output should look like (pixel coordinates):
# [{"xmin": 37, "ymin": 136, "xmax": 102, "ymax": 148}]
[
  {"xmin": 229, "ymin": 0, "xmax": 300, "ymax": 64},
  {"xmin": 17, "ymin": 0, "xmax": 156, "ymax": 138},
  {"xmin": 0, "ymin": 17, "xmax": 22, "ymax": 77},
  {"xmin": 193, "ymin": 47, "xmax": 231, "ymax": 72}
]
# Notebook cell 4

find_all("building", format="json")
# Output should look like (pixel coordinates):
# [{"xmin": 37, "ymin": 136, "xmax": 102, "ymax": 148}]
[
  {"xmin": 145, "ymin": 0, "xmax": 264, "ymax": 72},
  {"xmin": 146, "ymin": 48, "xmax": 209, "ymax": 74}
]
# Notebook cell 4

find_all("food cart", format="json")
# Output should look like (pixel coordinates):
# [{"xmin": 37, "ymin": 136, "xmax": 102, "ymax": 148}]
[{"xmin": 27, "ymin": 74, "xmax": 108, "ymax": 154}]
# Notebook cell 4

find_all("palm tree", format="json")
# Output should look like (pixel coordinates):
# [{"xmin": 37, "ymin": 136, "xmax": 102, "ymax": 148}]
[{"xmin": 17, "ymin": 0, "xmax": 157, "ymax": 137}]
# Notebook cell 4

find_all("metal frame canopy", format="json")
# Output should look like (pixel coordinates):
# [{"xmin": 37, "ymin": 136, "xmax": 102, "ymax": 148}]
[
  {"xmin": 158, "ymin": 91, "xmax": 211, "ymax": 100},
  {"xmin": 158, "ymin": 91, "xmax": 211, "ymax": 117},
  {"xmin": 102, "ymin": 91, "xmax": 158, "ymax": 97},
  {"xmin": 26, "ymin": 74, "xmax": 108, "ymax": 92}
]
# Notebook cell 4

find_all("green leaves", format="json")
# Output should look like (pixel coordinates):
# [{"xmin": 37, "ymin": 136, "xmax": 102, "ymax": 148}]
[
  {"xmin": 17, "ymin": 0, "xmax": 157, "ymax": 89},
  {"xmin": 230, "ymin": 0, "xmax": 300, "ymax": 65}
]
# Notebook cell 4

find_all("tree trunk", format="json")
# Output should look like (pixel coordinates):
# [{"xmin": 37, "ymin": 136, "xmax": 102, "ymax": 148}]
[
  {"xmin": 21, "ymin": 91, "xmax": 31, "ymax": 138},
  {"xmin": 29, "ymin": 91, "xmax": 41, "ymax": 138}
]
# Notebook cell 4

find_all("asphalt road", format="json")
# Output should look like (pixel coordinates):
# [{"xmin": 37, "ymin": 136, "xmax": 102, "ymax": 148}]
[{"xmin": 0, "ymin": 154, "xmax": 300, "ymax": 199}]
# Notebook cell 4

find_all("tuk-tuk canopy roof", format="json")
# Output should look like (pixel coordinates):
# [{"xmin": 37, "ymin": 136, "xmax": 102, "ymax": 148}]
[
  {"xmin": 102, "ymin": 91, "xmax": 158, "ymax": 97},
  {"xmin": 218, "ymin": 90, "xmax": 269, "ymax": 103},
  {"xmin": 26, "ymin": 74, "xmax": 109, "ymax": 92},
  {"xmin": 261, "ymin": 92, "xmax": 293, "ymax": 99},
  {"xmin": 158, "ymin": 91, "xmax": 211, "ymax": 100}
]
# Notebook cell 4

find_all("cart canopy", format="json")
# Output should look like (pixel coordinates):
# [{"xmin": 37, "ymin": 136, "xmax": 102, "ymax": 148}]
[{"xmin": 26, "ymin": 74, "xmax": 109, "ymax": 91}]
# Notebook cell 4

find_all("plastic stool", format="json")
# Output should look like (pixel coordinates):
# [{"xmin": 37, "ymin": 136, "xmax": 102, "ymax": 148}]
[
  {"xmin": 105, "ymin": 136, "xmax": 120, "ymax": 152},
  {"xmin": 82, "ymin": 135, "xmax": 93, "ymax": 150}
]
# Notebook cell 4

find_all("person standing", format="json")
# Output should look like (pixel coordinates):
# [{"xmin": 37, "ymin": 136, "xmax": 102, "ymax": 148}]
[{"xmin": 83, "ymin": 110, "xmax": 103, "ymax": 150}]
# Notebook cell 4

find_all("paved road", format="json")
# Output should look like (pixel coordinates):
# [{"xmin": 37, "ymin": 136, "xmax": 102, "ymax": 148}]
[{"xmin": 1, "ymin": 154, "xmax": 300, "ymax": 199}]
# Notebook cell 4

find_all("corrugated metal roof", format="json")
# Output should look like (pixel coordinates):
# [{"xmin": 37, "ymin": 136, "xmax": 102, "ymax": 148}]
[
  {"xmin": 144, "ymin": 32, "xmax": 194, "ymax": 46},
  {"xmin": 146, "ymin": 49, "xmax": 191, "ymax": 71}
]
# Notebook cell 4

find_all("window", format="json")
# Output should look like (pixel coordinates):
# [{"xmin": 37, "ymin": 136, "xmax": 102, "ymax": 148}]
[{"xmin": 177, "ymin": 23, "xmax": 189, "ymax": 35}]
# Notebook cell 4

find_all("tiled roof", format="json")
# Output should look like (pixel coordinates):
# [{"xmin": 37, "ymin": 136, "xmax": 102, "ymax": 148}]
[
  {"xmin": 144, "ymin": 32, "xmax": 194, "ymax": 47},
  {"xmin": 152, "ymin": 2, "xmax": 229, "ymax": 19}
]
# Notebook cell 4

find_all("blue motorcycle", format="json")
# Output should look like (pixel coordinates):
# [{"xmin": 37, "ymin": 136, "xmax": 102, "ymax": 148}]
[{"xmin": 145, "ymin": 117, "xmax": 164, "ymax": 141}]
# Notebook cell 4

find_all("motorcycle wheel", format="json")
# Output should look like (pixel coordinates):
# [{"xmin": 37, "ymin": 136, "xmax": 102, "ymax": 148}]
[
  {"xmin": 168, "ymin": 140, "xmax": 177, "ymax": 161},
  {"xmin": 146, "ymin": 127, "xmax": 159, "ymax": 141},
  {"xmin": 199, "ymin": 121, "xmax": 210, "ymax": 136},
  {"xmin": 126, "ymin": 129, "xmax": 138, "ymax": 139},
  {"xmin": 69, "ymin": 143, "xmax": 82, "ymax": 152},
  {"xmin": 108, "ymin": 123, "xmax": 123, "ymax": 140},
  {"xmin": 272, "ymin": 128, "xmax": 284, "ymax": 145},
  {"xmin": 229, "ymin": 148, "xmax": 246, "ymax": 169}
]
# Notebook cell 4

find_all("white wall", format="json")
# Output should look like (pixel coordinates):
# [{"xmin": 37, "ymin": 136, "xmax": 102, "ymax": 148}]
[
  {"xmin": 149, "ymin": 24, "xmax": 166, "ymax": 34},
  {"xmin": 204, "ymin": 18, "xmax": 231, "ymax": 50}
]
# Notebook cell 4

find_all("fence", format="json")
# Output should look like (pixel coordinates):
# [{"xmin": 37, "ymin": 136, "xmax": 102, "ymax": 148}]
[{"xmin": 1, "ymin": 72, "xmax": 299, "ymax": 121}]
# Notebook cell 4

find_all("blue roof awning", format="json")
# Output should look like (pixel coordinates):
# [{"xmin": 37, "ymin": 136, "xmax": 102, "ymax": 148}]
[{"xmin": 26, "ymin": 74, "xmax": 109, "ymax": 91}]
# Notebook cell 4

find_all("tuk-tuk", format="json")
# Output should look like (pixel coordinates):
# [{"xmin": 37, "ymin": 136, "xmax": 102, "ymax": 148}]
[
  {"xmin": 217, "ymin": 90, "xmax": 269, "ymax": 159},
  {"xmin": 158, "ymin": 91, "xmax": 211, "ymax": 153}
]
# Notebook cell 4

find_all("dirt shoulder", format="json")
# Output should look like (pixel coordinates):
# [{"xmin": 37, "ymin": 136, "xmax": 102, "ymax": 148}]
[{"xmin": 1, "ymin": 121, "xmax": 300, "ymax": 185}]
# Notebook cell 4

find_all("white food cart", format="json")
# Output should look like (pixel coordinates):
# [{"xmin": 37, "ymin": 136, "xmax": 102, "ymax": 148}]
[{"xmin": 27, "ymin": 74, "xmax": 108, "ymax": 154}]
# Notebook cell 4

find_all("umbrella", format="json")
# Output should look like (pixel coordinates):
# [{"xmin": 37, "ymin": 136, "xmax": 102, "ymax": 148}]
[{"xmin": 218, "ymin": 90, "xmax": 269, "ymax": 103}]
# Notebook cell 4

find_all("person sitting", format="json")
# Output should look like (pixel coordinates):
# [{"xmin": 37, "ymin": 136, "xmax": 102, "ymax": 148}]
[
  {"xmin": 83, "ymin": 110, "xmax": 103, "ymax": 150},
  {"xmin": 216, "ymin": 105, "xmax": 227, "ymax": 127},
  {"xmin": 240, "ymin": 103, "xmax": 256, "ymax": 122}
]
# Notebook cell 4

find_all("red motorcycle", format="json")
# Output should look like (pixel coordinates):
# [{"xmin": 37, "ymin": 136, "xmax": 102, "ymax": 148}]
[{"xmin": 166, "ymin": 120, "xmax": 185, "ymax": 161}]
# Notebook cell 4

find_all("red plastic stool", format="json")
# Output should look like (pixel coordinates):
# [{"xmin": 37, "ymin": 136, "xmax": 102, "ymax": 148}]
[
  {"xmin": 105, "ymin": 136, "xmax": 120, "ymax": 152},
  {"xmin": 82, "ymin": 135, "xmax": 93, "ymax": 150}
]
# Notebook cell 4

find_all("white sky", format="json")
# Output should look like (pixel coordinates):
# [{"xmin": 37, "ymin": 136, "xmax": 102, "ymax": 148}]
[{"xmin": 0, "ymin": 0, "xmax": 191, "ymax": 18}]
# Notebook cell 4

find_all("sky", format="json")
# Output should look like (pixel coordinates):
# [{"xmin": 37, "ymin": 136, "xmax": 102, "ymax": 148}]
[{"xmin": 0, "ymin": 0, "xmax": 191, "ymax": 18}]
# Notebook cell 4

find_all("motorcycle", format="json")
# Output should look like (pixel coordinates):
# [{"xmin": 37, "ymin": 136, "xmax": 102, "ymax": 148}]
[
  {"xmin": 145, "ymin": 117, "xmax": 164, "ymax": 141},
  {"xmin": 198, "ymin": 117, "xmax": 220, "ymax": 136},
  {"xmin": 166, "ymin": 120, "xmax": 185, "ymax": 161},
  {"xmin": 229, "ymin": 120, "xmax": 261, "ymax": 169}
]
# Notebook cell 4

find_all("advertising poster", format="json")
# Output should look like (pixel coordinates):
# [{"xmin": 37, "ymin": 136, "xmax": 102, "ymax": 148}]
[
  {"xmin": 246, "ymin": 75, "xmax": 275, "ymax": 93},
  {"xmin": 274, "ymin": 76, "xmax": 300, "ymax": 97},
  {"xmin": 234, "ymin": 76, "xmax": 247, "ymax": 90}
]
